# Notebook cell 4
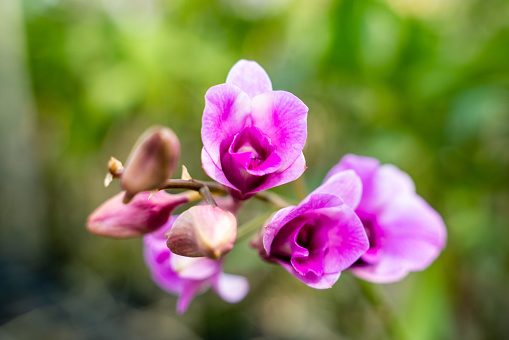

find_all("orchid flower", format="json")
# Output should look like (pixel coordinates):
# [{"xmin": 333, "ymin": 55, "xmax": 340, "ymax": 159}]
[
  {"xmin": 326, "ymin": 154, "xmax": 447, "ymax": 283},
  {"xmin": 201, "ymin": 59, "xmax": 308, "ymax": 200},
  {"xmin": 144, "ymin": 216, "xmax": 249, "ymax": 313},
  {"xmin": 259, "ymin": 170, "xmax": 369, "ymax": 288}
]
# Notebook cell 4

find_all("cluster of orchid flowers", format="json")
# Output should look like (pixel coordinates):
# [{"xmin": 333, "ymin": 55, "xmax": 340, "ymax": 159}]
[{"xmin": 87, "ymin": 60, "xmax": 447, "ymax": 314}]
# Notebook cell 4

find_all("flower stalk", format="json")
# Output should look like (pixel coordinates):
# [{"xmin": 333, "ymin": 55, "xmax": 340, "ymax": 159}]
[{"xmin": 357, "ymin": 280, "xmax": 408, "ymax": 340}]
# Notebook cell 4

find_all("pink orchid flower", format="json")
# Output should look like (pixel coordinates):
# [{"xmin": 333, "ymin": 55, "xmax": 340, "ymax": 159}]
[
  {"xmin": 261, "ymin": 170, "xmax": 369, "ymax": 289},
  {"xmin": 143, "ymin": 216, "xmax": 249, "ymax": 314},
  {"xmin": 326, "ymin": 154, "xmax": 447, "ymax": 283},
  {"xmin": 201, "ymin": 59, "xmax": 308, "ymax": 200}
]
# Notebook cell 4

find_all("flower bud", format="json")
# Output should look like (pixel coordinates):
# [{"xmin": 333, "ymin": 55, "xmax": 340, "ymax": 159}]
[
  {"xmin": 87, "ymin": 191, "xmax": 189, "ymax": 238},
  {"xmin": 122, "ymin": 126, "xmax": 180, "ymax": 203},
  {"xmin": 166, "ymin": 206, "xmax": 237, "ymax": 259}
]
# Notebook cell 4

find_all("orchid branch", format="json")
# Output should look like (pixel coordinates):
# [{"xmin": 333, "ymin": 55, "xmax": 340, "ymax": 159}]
[
  {"xmin": 160, "ymin": 179, "xmax": 290, "ymax": 209},
  {"xmin": 236, "ymin": 210, "xmax": 276, "ymax": 241}
]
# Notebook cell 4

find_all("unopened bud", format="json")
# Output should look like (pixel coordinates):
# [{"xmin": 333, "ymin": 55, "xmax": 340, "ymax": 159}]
[
  {"xmin": 87, "ymin": 191, "xmax": 189, "ymax": 238},
  {"xmin": 122, "ymin": 126, "xmax": 180, "ymax": 203},
  {"xmin": 166, "ymin": 206, "xmax": 237, "ymax": 259}
]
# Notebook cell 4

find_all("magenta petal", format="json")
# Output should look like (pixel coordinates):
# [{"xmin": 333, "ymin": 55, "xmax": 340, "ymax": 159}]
[
  {"xmin": 290, "ymin": 223, "xmax": 328, "ymax": 277},
  {"xmin": 246, "ymin": 151, "xmax": 282, "ymax": 176},
  {"xmin": 176, "ymin": 280, "xmax": 208, "ymax": 314},
  {"xmin": 352, "ymin": 193, "xmax": 446, "ymax": 283},
  {"xmin": 226, "ymin": 59, "xmax": 272, "ymax": 99},
  {"xmin": 325, "ymin": 154, "xmax": 380, "ymax": 211},
  {"xmin": 170, "ymin": 255, "xmax": 220, "ymax": 280},
  {"xmin": 350, "ymin": 262, "xmax": 409, "ymax": 283},
  {"xmin": 143, "ymin": 225, "xmax": 183, "ymax": 295},
  {"xmin": 201, "ymin": 147, "xmax": 237, "ymax": 190},
  {"xmin": 202, "ymin": 83, "xmax": 251, "ymax": 167},
  {"xmin": 325, "ymin": 205, "xmax": 370, "ymax": 273},
  {"xmin": 263, "ymin": 206, "xmax": 298, "ymax": 253},
  {"xmin": 229, "ymin": 149, "xmax": 253, "ymax": 170},
  {"xmin": 227, "ymin": 127, "xmax": 282, "ymax": 176},
  {"xmin": 251, "ymin": 91, "xmax": 308, "ymax": 170},
  {"xmin": 366, "ymin": 164, "xmax": 416, "ymax": 212},
  {"xmin": 245, "ymin": 152, "xmax": 307, "ymax": 196},
  {"xmin": 213, "ymin": 273, "xmax": 249, "ymax": 303},
  {"xmin": 278, "ymin": 259, "xmax": 342, "ymax": 289},
  {"xmin": 325, "ymin": 154, "xmax": 380, "ymax": 185},
  {"xmin": 378, "ymin": 193, "xmax": 446, "ymax": 266},
  {"xmin": 315, "ymin": 170, "xmax": 362, "ymax": 209}
]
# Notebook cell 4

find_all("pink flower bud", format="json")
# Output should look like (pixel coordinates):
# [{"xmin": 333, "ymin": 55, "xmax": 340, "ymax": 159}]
[
  {"xmin": 166, "ymin": 206, "xmax": 237, "ymax": 259},
  {"xmin": 87, "ymin": 191, "xmax": 189, "ymax": 238},
  {"xmin": 122, "ymin": 126, "xmax": 180, "ymax": 203}
]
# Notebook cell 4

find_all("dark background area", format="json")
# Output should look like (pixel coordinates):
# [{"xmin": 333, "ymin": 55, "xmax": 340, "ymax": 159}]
[{"xmin": 1, "ymin": 0, "xmax": 508, "ymax": 339}]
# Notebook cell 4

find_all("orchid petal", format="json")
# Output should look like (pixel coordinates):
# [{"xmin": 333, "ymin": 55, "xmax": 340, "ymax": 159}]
[
  {"xmin": 251, "ymin": 91, "xmax": 308, "ymax": 170},
  {"xmin": 226, "ymin": 59, "xmax": 272, "ymax": 99},
  {"xmin": 245, "ymin": 152, "xmax": 307, "ymax": 196},
  {"xmin": 176, "ymin": 280, "xmax": 208, "ymax": 314},
  {"xmin": 278, "ymin": 259, "xmax": 342, "ymax": 289},
  {"xmin": 325, "ymin": 154, "xmax": 380, "ymax": 212},
  {"xmin": 213, "ymin": 273, "xmax": 250, "ymax": 303},
  {"xmin": 201, "ymin": 147, "xmax": 236, "ymax": 189},
  {"xmin": 170, "ymin": 255, "xmax": 220, "ymax": 280},
  {"xmin": 314, "ymin": 170, "xmax": 362, "ymax": 209},
  {"xmin": 366, "ymin": 164, "xmax": 416, "ymax": 212},
  {"xmin": 325, "ymin": 205, "xmax": 369, "ymax": 273},
  {"xmin": 202, "ymin": 83, "xmax": 251, "ymax": 167}
]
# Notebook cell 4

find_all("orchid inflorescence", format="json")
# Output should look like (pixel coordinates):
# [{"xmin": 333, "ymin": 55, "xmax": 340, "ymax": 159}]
[{"xmin": 87, "ymin": 60, "xmax": 446, "ymax": 314}]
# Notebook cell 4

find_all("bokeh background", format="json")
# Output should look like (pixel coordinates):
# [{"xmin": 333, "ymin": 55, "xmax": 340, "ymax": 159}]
[{"xmin": 1, "ymin": 0, "xmax": 509, "ymax": 339}]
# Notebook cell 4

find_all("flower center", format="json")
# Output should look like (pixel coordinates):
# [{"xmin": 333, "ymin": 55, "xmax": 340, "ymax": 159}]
[
  {"xmin": 234, "ymin": 140, "xmax": 264, "ymax": 170},
  {"xmin": 230, "ymin": 126, "xmax": 276, "ymax": 170},
  {"xmin": 292, "ymin": 222, "xmax": 328, "ymax": 276},
  {"xmin": 220, "ymin": 126, "xmax": 282, "ymax": 194}
]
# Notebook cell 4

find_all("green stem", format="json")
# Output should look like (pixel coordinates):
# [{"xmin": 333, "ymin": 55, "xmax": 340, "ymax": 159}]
[
  {"xmin": 293, "ymin": 175, "xmax": 308, "ymax": 201},
  {"xmin": 236, "ymin": 210, "xmax": 277, "ymax": 241},
  {"xmin": 357, "ymin": 280, "xmax": 407, "ymax": 340},
  {"xmin": 161, "ymin": 179, "xmax": 291, "ymax": 208}
]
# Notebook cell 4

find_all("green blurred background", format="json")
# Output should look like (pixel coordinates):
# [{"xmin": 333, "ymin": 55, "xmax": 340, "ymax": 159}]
[{"xmin": 1, "ymin": 0, "xmax": 508, "ymax": 339}]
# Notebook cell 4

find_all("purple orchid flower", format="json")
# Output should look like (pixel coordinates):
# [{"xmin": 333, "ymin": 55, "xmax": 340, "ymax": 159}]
[
  {"xmin": 261, "ymin": 170, "xmax": 369, "ymax": 289},
  {"xmin": 143, "ymin": 216, "xmax": 249, "ymax": 314},
  {"xmin": 201, "ymin": 59, "xmax": 308, "ymax": 200},
  {"xmin": 326, "ymin": 154, "xmax": 447, "ymax": 283}
]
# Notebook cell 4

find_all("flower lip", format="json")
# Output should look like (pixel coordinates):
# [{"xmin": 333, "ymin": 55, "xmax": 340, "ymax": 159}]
[
  {"xmin": 291, "ymin": 220, "xmax": 329, "ymax": 277},
  {"xmin": 219, "ymin": 126, "xmax": 284, "ymax": 195},
  {"xmin": 228, "ymin": 126, "xmax": 282, "ymax": 175}
]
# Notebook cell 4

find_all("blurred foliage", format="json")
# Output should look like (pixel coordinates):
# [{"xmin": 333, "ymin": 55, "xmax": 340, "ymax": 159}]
[{"xmin": 1, "ymin": 0, "xmax": 509, "ymax": 339}]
